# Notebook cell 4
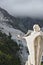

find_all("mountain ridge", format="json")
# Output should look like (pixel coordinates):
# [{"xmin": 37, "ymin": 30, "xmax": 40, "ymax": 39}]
[{"xmin": 0, "ymin": 7, "xmax": 43, "ymax": 33}]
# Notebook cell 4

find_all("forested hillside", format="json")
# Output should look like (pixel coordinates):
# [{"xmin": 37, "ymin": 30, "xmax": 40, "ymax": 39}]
[{"xmin": 0, "ymin": 31, "xmax": 21, "ymax": 65}]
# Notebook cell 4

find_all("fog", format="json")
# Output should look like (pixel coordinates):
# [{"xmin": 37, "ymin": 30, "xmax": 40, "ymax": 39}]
[{"xmin": 0, "ymin": 0, "xmax": 43, "ymax": 18}]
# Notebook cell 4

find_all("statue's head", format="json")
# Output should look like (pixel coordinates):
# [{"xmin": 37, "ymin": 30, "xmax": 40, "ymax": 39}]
[{"xmin": 33, "ymin": 24, "xmax": 40, "ymax": 32}]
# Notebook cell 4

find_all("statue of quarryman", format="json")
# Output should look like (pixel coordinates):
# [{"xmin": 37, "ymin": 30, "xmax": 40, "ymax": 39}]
[{"xmin": 17, "ymin": 24, "xmax": 43, "ymax": 65}]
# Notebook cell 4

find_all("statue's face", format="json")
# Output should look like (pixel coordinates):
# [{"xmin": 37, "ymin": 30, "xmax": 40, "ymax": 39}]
[{"xmin": 33, "ymin": 24, "xmax": 40, "ymax": 32}]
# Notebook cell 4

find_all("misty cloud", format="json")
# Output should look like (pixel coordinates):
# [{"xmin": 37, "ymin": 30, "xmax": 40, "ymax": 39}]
[{"xmin": 0, "ymin": 0, "xmax": 43, "ymax": 18}]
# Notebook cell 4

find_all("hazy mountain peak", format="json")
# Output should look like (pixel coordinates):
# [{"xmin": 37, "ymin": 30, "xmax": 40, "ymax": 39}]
[{"xmin": 0, "ymin": 7, "xmax": 43, "ymax": 33}]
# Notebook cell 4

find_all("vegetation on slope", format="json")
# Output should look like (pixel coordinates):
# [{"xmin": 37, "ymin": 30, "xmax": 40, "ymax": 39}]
[
  {"xmin": 0, "ymin": 31, "xmax": 21, "ymax": 65},
  {"xmin": 41, "ymin": 63, "xmax": 43, "ymax": 65}
]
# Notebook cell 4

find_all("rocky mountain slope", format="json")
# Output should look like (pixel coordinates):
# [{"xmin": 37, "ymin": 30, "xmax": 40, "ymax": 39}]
[
  {"xmin": 0, "ymin": 7, "xmax": 43, "ymax": 33},
  {"xmin": 0, "ymin": 7, "xmax": 29, "ymax": 65},
  {"xmin": 0, "ymin": 7, "xmax": 43, "ymax": 65}
]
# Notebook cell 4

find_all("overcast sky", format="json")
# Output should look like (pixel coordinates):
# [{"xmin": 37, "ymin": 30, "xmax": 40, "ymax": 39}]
[{"xmin": 0, "ymin": 0, "xmax": 43, "ymax": 18}]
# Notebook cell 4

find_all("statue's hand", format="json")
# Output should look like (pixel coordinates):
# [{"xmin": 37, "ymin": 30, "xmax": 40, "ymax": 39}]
[{"xmin": 17, "ymin": 34, "xmax": 25, "ymax": 40}]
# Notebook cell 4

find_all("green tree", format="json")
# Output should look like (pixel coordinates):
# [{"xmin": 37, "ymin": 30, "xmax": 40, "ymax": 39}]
[{"xmin": 0, "ymin": 31, "xmax": 21, "ymax": 65}]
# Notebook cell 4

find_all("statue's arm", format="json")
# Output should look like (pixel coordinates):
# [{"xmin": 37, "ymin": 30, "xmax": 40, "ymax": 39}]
[{"xmin": 17, "ymin": 34, "xmax": 26, "ymax": 40}]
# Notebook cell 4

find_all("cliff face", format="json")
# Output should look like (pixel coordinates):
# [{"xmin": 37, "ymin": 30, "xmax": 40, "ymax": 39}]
[{"xmin": 0, "ymin": 7, "xmax": 43, "ymax": 33}]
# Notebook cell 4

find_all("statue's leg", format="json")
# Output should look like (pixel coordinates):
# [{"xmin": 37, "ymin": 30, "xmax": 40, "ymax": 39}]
[
  {"xmin": 36, "ymin": 36, "xmax": 42, "ymax": 65},
  {"xmin": 34, "ymin": 36, "xmax": 42, "ymax": 65},
  {"xmin": 37, "ymin": 47, "xmax": 42, "ymax": 65}
]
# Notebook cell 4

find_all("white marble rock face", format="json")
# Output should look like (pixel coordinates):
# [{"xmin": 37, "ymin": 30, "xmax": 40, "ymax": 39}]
[{"xmin": 24, "ymin": 24, "xmax": 43, "ymax": 65}]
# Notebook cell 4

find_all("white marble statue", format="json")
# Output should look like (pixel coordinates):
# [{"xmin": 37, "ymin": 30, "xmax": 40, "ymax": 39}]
[{"xmin": 17, "ymin": 24, "xmax": 43, "ymax": 65}]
